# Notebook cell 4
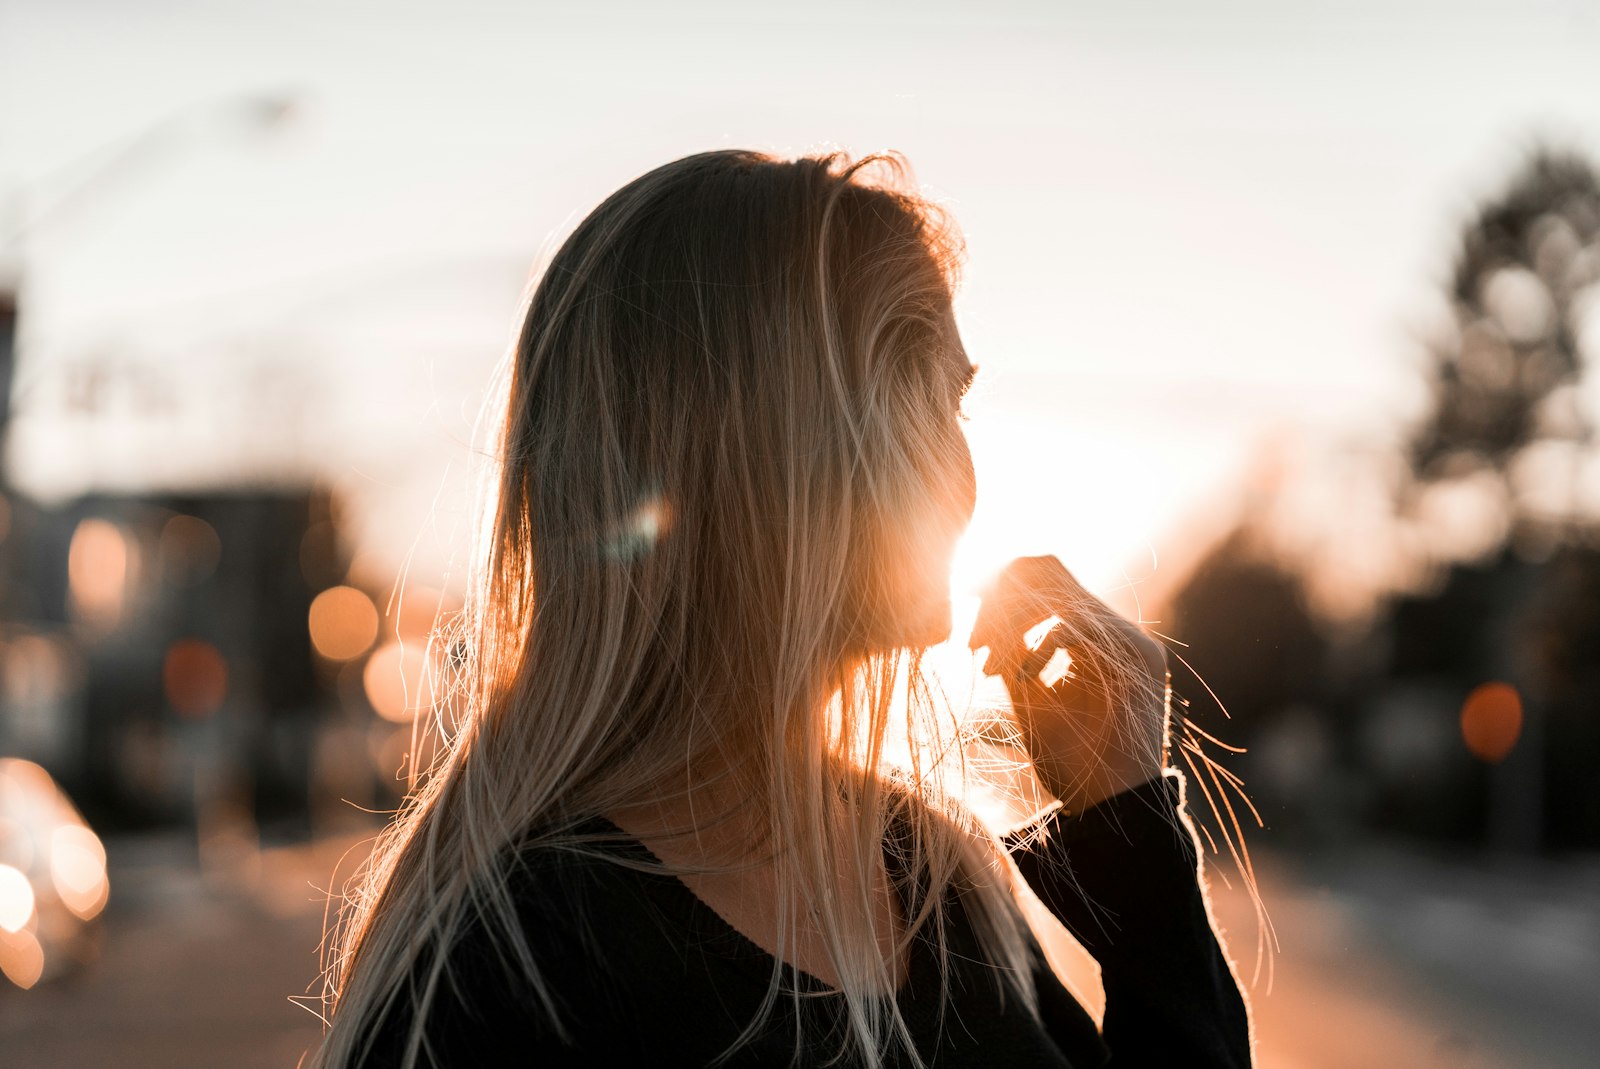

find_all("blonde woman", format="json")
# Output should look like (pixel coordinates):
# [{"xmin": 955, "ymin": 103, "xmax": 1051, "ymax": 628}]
[{"xmin": 311, "ymin": 150, "xmax": 1253, "ymax": 1067}]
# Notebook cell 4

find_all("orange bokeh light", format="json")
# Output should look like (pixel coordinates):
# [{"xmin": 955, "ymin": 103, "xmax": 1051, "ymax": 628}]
[
  {"xmin": 159, "ymin": 514, "xmax": 222, "ymax": 586},
  {"xmin": 163, "ymin": 640, "xmax": 229, "ymax": 719},
  {"xmin": 390, "ymin": 585, "xmax": 446, "ymax": 640},
  {"xmin": 0, "ymin": 864, "xmax": 33, "ymax": 934},
  {"xmin": 67, "ymin": 517, "xmax": 130, "ymax": 626},
  {"xmin": 50, "ymin": 825, "xmax": 109, "ymax": 921},
  {"xmin": 362, "ymin": 641, "xmax": 437, "ymax": 723},
  {"xmin": 0, "ymin": 927, "xmax": 44, "ymax": 990},
  {"xmin": 1460, "ymin": 681, "xmax": 1523, "ymax": 764},
  {"xmin": 308, "ymin": 585, "xmax": 380, "ymax": 661}
]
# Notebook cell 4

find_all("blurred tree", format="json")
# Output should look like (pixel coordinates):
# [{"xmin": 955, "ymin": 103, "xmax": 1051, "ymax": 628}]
[
  {"xmin": 1160, "ymin": 147, "xmax": 1600, "ymax": 854},
  {"xmin": 1393, "ymin": 145, "xmax": 1600, "ymax": 854},
  {"xmin": 1168, "ymin": 525, "xmax": 1329, "ymax": 737},
  {"xmin": 1162, "ymin": 519, "xmax": 1336, "ymax": 844},
  {"xmin": 1406, "ymin": 147, "xmax": 1600, "ymax": 529}
]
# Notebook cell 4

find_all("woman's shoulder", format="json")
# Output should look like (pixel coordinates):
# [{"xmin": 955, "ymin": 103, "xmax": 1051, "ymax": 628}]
[
  {"xmin": 358, "ymin": 817, "xmax": 685, "ymax": 1065},
  {"xmin": 439, "ymin": 815, "xmax": 804, "ymax": 1061},
  {"xmin": 504, "ymin": 813, "xmax": 656, "ymax": 880},
  {"xmin": 345, "ymin": 821, "xmax": 595, "ymax": 1062},
  {"xmin": 491, "ymin": 814, "xmax": 676, "ymax": 936}
]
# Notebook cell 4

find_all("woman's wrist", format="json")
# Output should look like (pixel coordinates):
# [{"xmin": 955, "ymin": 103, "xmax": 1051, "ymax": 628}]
[
  {"xmin": 1016, "ymin": 685, "xmax": 1169, "ymax": 813},
  {"xmin": 1031, "ymin": 752, "xmax": 1166, "ymax": 815}
]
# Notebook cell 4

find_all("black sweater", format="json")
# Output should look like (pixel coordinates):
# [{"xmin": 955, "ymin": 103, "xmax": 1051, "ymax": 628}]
[{"xmin": 357, "ymin": 772, "xmax": 1252, "ymax": 1066}]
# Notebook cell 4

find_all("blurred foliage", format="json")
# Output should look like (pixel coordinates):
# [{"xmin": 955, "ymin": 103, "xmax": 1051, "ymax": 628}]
[
  {"xmin": 1164, "ymin": 143, "xmax": 1600, "ymax": 854},
  {"xmin": 1408, "ymin": 147, "xmax": 1600, "ymax": 491},
  {"xmin": 1167, "ymin": 525, "xmax": 1329, "ymax": 736}
]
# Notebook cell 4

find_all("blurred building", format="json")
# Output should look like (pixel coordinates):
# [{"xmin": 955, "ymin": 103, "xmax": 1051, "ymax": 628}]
[
  {"xmin": 1376, "ymin": 536, "xmax": 1600, "ymax": 852},
  {"xmin": 0, "ymin": 487, "xmax": 336, "ymax": 834},
  {"xmin": 1162, "ymin": 509, "xmax": 1600, "ymax": 857},
  {"xmin": 0, "ymin": 276, "xmax": 449, "ymax": 841}
]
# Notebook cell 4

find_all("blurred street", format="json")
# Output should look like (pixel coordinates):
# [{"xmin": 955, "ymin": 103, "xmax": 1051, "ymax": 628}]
[
  {"xmin": 0, "ymin": 829, "xmax": 366, "ymax": 1069},
  {"xmin": 0, "ymin": 829, "xmax": 1592, "ymax": 1068},
  {"xmin": 1207, "ymin": 843, "xmax": 1600, "ymax": 1069}
]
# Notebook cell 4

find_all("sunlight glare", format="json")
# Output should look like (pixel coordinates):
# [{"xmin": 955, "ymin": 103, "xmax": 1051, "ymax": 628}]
[
  {"xmin": 1024, "ymin": 615, "xmax": 1064, "ymax": 651},
  {"xmin": 1038, "ymin": 647, "xmax": 1072, "ymax": 689}
]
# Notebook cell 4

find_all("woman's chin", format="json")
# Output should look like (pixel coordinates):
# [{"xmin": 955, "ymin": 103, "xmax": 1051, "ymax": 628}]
[
  {"xmin": 888, "ymin": 596, "xmax": 954, "ymax": 649},
  {"xmin": 849, "ymin": 579, "xmax": 956, "ymax": 653}
]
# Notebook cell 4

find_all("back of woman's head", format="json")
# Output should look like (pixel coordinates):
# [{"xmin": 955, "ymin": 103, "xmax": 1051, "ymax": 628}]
[
  {"xmin": 316, "ymin": 150, "xmax": 1030, "ymax": 1069},
  {"xmin": 478, "ymin": 149, "xmax": 978, "ymax": 815}
]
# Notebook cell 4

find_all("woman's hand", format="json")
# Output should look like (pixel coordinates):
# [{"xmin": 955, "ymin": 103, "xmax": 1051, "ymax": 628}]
[{"xmin": 969, "ymin": 556, "xmax": 1171, "ymax": 813}]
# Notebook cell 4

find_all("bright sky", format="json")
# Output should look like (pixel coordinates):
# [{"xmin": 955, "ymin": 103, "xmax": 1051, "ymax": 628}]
[{"xmin": 2, "ymin": 0, "xmax": 1597, "ymax": 604}]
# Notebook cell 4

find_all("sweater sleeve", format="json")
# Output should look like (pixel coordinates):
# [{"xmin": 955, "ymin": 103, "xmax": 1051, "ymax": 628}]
[{"xmin": 1004, "ymin": 770, "xmax": 1254, "ymax": 1067}]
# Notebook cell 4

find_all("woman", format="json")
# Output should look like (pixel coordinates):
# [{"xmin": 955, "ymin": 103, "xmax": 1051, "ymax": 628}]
[{"xmin": 311, "ymin": 149, "xmax": 1253, "ymax": 1067}]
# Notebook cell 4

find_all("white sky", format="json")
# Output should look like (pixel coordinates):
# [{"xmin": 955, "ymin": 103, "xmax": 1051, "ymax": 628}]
[{"xmin": 2, "ymin": 0, "xmax": 1598, "ymax": 599}]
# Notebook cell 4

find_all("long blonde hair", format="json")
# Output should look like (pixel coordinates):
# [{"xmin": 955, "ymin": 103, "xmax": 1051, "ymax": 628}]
[{"xmin": 311, "ymin": 149, "xmax": 1045, "ymax": 1068}]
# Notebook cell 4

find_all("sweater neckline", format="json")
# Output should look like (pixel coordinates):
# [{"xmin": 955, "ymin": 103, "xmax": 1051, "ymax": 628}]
[{"xmin": 582, "ymin": 813, "xmax": 930, "ymax": 1001}]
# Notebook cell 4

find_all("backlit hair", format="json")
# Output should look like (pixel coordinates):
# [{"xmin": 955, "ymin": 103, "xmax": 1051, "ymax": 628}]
[{"xmin": 311, "ymin": 149, "xmax": 1045, "ymax": 1069}]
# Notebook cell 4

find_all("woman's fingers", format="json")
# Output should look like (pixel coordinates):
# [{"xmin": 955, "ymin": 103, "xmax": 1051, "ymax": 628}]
[
  {"xmin": 1015, "ymin": 620, "xmax": 1072, "ymax": 687},
  {"xmin": 969, "ymin": 556, "xmax": 1053, "ymax": 661},
  {"xmin": 969, "ymin": 555, "xmax": 1114, "ymax": 677},
  {"xmin": 1012, "ymin": 622, "xmax": 1125, "ymax": 704},
  {"xmin": 969, "ymin": 554, "xmax": 1172, "ymax": 807}
]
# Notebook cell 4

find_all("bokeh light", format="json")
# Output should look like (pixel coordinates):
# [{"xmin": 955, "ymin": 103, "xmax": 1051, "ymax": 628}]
[
  {"xmin": 162, "ymin": 639, "xmax": 229, "ymax": 718},
  {"xmin": 159, "ymin": 514, "xmax": 222, "ymax": 586},
  {"xmin": 0, "ymin": 760, "xmax": 110, "ymax": 990},
  {"xmin": 369, "ymin": 722, "xmax": 413, "ymax": 783},
  {"xmin": 0, "ymin": 816, "xmax": 29, "ymax": 871},
  {"xmin": 50, "ymin": 825, "xmax": 109, "ymax": 921},
  {"xmin": 362, "ymin": 641, "xmax": 438, "ymax": 723},
  {"xmin": 0, "ymin": 759, "xmax": 58, "ymax": 815},
  {"xmin": 389, "ymin": 585, "xmax": 446, "ymax": 640},
  {"xmin": 0, "ymin": 863, "xmax": 34, "ymax": 933},
  {"xmin": 3, "ymin": 633, "xmax": 70, "ymax": 708},
  {"xmin": 67, "ymin": 517, "xmax": 131, "ymax": 627},
  {"xmin": 307, "ymin": 585, "xmax": 379, "ymax": 661},
  {"xmin": 0, "ymin": 928, "xmax": 45, "ymax": 990},
  {"xmin": 1460, "ymin": 681, "xmax": 1524, "ymax": 764}
]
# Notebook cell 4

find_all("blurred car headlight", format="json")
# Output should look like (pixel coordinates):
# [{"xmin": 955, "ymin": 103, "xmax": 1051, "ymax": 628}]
[{"xmin": 0, "ymin": 758, "xmax": 108, "ymax": 989}]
